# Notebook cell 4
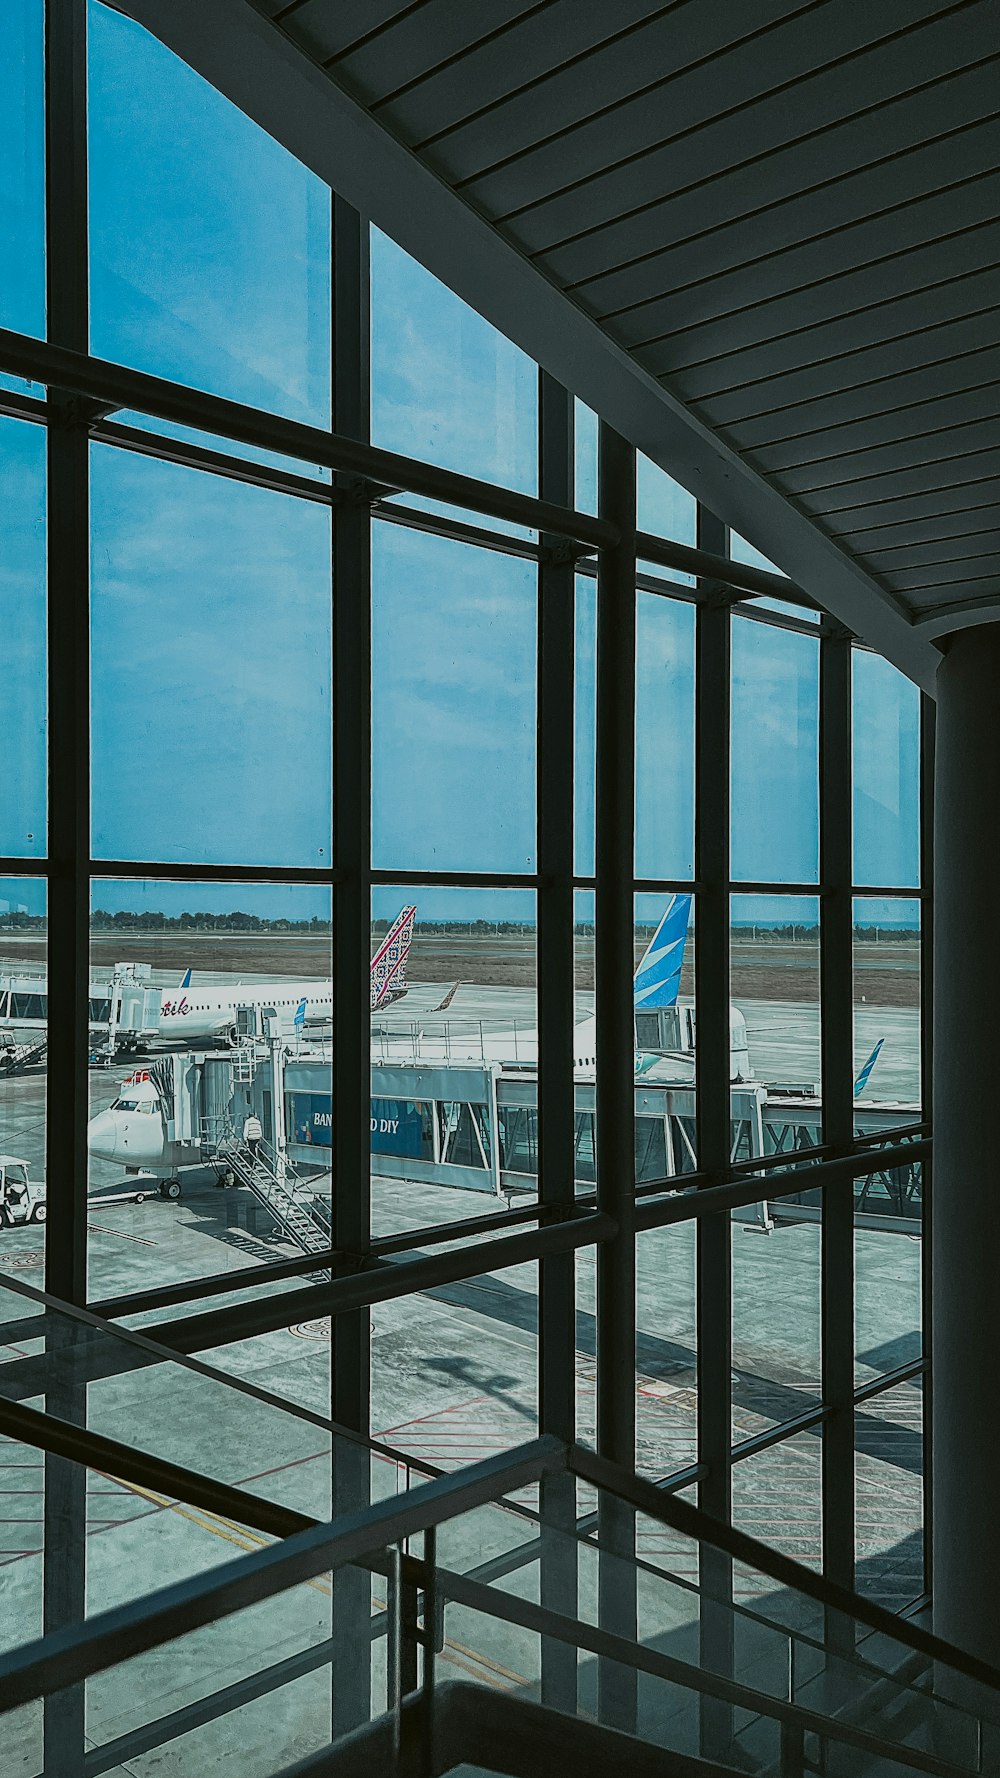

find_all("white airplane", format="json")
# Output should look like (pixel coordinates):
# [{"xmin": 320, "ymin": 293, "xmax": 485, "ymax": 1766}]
[
  {"xmin": 86, "ymin": 898, "xmax": 699, "ymax": 1183},
  {"xmin": 152, "ymin": 905, "xmax": 416, "ymax": 1044}
]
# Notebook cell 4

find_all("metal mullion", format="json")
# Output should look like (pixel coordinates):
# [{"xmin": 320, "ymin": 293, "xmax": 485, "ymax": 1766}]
[
  {"xmin": 90, "ymin": 859, "xmax": 338, "ymax": 884},
  {"xmin": 918, "ymin": 691, "xmax": 935, "ymax": 1602},
  {"xmin": 43, "ymin": 5, "xmax": 89, "ymax": 1775},
  {"xmin": 369, "ymin": 868, "xmax": 538, "ymax": 888},
  {"xmin": 91, "ymin": 418, "xmax": 333, "ymax": 504},
  {"xmin": 0, "ymin": 322, "xmax": 616, "ymax": 551},
  {"xmin": 0, "ymin": 387, "xmax": 48, "ymax": 425},
  {"xmin": 695, "ymin": 507, "xmax": 734, "ymax": 1762},
  {"xmin": 595, "ymin": 423, "xmax": 637, "ymax": 1733},
  {"xmin": 820, "ymin": 632, "xmax": 856, "ymax": 1604},
  {"xmin": 330, "ymin": 195, "xmax": 372, "ymax": 1738},
  {"xmin": 373, "ymin": 498, "xmax": 544, "ymax": 562},
  {"xmin": 637, "ymin": 527, "xmax": 809, "ymax": 604},
  {"xmin": 537, "ymin": 373, "xmax": 577, "ymax": 1711}
]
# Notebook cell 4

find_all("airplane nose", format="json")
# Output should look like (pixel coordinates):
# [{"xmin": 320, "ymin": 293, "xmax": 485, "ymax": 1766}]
[{"xmin": 87, "ymin": 1111, "xmax": 119, "ymax": 1163}]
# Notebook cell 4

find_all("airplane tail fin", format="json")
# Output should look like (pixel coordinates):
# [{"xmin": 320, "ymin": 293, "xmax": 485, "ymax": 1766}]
[
  {"xmin": 294, "ymin": 997, "xmax": 306, "ymax": 1029},
  {"xmin": 854, "ymin": 1037, "xmax": 884, "ymax": 1098},
  {"xmin": 370, "ymin": 905, "xmax": 417, "ymax": 1009},
  {"xmin": 179, "ymin": 967, "xmax": 192, "ymax": 989},
  {"xmin": 633, "ymin": 894, "xmax": 692, "ymax": 1010}
]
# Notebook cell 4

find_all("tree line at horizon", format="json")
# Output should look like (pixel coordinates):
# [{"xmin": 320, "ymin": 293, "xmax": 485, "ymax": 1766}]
[{"xmin": 0, "ymin": 910, "xmax": 920, "ymax": 942}]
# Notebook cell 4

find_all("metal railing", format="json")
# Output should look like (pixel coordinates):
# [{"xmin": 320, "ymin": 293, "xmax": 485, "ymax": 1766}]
[{"xmin": 0, "ymin": 1402, "xmax": 997, "ymax": 1778}]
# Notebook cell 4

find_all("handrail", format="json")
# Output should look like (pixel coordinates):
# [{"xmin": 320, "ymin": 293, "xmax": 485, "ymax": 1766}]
[
  {"xmin": 570, "ymin": 1444, "xmax": 1000, "ymax": 1699},
  {"xmin": 433, "ymin": 1567, "xmax": 977, "ymax": 1778},
  {"xmin": 0, "ymin": 1437, "xmax": 566, "ymax": 1710},
  {"xmin": 0, "ymin": 1267, "xmax": 449, "ymax": 1489},
  {"xmin": 275, "ymin": 1682, "xmax": 760, "ymax": 1778},
  {"xmin": 0, "ymin": 1416, "xmax": 992, "ymax": 1774}
]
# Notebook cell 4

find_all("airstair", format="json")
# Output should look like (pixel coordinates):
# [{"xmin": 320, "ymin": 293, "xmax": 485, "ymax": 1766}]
[{"xmin": 217, "ymin": 1131, "xmax": 330, "ymax": 1262}]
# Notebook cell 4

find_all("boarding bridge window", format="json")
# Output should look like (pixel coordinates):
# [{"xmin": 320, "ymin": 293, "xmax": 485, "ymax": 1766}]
[
  {"xmin": 498, "ymin": 1106, "xmax": 538, "ymax": 1178},
  {"xmin": 89, "ymin": 998, "xmax": 111, "ymax": 1023},
  {"xmin": 635, "ymin": 1116, "xmax": 668, "ymax": 1185},
  {"xmin": 10, "ymin": 992, "xmax": 45, "ymax": 1019},
  {"xmin": 437, "ymin": 1101, "xmax": 491, "ymax": 1171}
]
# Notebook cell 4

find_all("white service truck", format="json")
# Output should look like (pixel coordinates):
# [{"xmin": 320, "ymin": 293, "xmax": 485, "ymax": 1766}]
[{"xmin": 0, "ymin": 1157, "xmax": 46, "ymax": 1227}]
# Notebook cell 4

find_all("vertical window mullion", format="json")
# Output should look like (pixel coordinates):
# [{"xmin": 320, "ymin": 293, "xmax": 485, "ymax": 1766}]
[
  {"xmin": 43, "ymin": 4, "xmax": 90, "ymax": 1775},
  {"xmin": 695, "ymin": 506, "xmax": 733, "ymax": 1761},
  {"xmin": 919, "ymin": 691, "xmax": 935, "ymax": 1601},
  {"xmin": 595, "ymin": 422, "xmax": 637, "ymax": 1733},
  {"xmin": 330, "ymin": 194, "xmax": 372, "ymax": 1737},
  {"xmin": 537, "ymin": 371, "xmax": 578, "ymax": 1710},
  {"xmin": 820, "ymin": 630, "xmax": 855, "ymax": 1595}
]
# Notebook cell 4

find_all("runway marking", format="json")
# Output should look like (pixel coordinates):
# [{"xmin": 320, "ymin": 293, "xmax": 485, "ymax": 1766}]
[{"xmin": 86, "ymin": 1223, "xmax": 158, "ymax": 1245}]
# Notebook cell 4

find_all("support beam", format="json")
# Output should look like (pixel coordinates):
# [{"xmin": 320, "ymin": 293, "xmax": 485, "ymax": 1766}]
[{"xmin": 933, "ymin": 624, "xmax": 1000, "ymax": 1665}]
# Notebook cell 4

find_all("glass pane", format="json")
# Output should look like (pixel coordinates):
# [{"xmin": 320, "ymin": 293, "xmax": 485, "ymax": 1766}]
[
  {"xmin": 731, "ymin": 895, "xmax": 822, "ymax": 1160},
  {"xmin": 370, "ymin": 886, "xmax": 536, "ymax": 1238},
  {"xmin": 731, "ymin": 617, "xmax": 819, "ymax": 884},
  {"xmin": 732, "ymin": 1431, "xmax": 823, "ymax": 1575},
  {"xmin": 0, "ymin": 880, "xmax": 46, "ymax": 1280},
  {"xmin": 371, "ymin": 227, "xmax": 537, "ymax": 499},
  {"xmin": 0, "ymin": 0, "xmax": 43, "ymax": 339},
  {"xmin": 0, "ymin": 416, "xmax": 46, "ymax": 859},
  {"xmin": 370, "ymin": 1260, "xmax": 538, "ymax": 1465},
  {"xmin": 637, "ymin": 452, "xmax": 696, "ymax": 583},
  {"xmin": 372, "ymin": 524, "xmax": 536, "ymax": 873},
  {"xmin": 635, "ymin": 592, "xmax": 696, "ymax": 880},
  {"xmin": 635, "ymin": 1224, "xmax": 697, "ymax": 1480},
  {"xmin": 853, "ymin": 898, "xmax": 921, "ymax": 1134},
  {"xmin": 855, "ymin": 1218, "xmax": 921, "ymax": 1388},
  {"xmin": 732, "ymin": 1213, "xmax": 821, "ymax": 1442},
  {"xmin": 855, "ymin": 1381, "xmax": 923, "ymax": 1608},
  {"xmin": 87, "ymin": 878, "xmax": 332, "ymax": 1302},
  {"xmin": 853, "ymin": 650, "xmax": 920, "ymax": 888},
  {"xmin": 88, "ymin": 2, "xmax": 331, "ymax": 425},
  {"xmin": 574, "ymin": 397, "xmax": 598, "ymax": 516},
  {"xmin": 634, "ymin": 891, "xmax": 697, "ymax": 1187},
  {"xmin": 90, "ymin": 444, "xmax": 332, "ymax": 868}
]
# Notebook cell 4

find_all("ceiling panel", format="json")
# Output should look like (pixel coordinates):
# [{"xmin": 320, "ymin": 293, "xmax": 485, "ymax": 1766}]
[
  {"xmin": 751, "ymin": 390, "xmax": 999, "ymax": 476},
  {"xmin": 720, "ymin": 342, "xmax": 1000, "ymax": 448},
  {"xmin": 652, "ymin": 264, "xmax": 1000, "ymax": 393},
  {"xmin": 462, "ymin": 3, "xmax": 982, "ymax": 223},
  {"xmin": 276, "ymin": 0, "xmax": 412, "ymax": 64},
  {"xmin": 588, "ymin": 173, "xmax": 1000, "ymax": 346},
  {"xmin": 418, "ymin": 0, "xmax": 804, "ymax": 180},
  {"xmin": 382, "ymin": 0, "xmax": 669, "ymax": 145},
  {"xmin": 338, "ymin": 1, "xmax": 542, "ymax": 109},
  {"xmin": 841, "ymin": 503, "xmax": 1000, "ymax": 553}
]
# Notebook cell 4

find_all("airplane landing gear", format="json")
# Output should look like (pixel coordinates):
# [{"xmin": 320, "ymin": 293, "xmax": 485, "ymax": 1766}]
[{"xmin": 159, "ymin": 1179, "xmax": 182, "ymax": 1200}]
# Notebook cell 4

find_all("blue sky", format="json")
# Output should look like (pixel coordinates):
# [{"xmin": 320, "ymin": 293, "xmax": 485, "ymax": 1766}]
[{"xmin": 0, "ymin": 2, "xmax": 921, "ymax": 925}]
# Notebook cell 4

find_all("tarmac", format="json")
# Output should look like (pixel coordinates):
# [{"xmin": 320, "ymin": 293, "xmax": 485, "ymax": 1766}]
[{"xmin": 0, "ymin": 967, "xmax": 924, "ymax": 1771}]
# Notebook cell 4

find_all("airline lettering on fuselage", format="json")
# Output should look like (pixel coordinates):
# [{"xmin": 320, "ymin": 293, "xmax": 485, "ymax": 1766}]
[{"xmin": 161, "ymin": 998, "xmax": 189, "ymax": 1017}]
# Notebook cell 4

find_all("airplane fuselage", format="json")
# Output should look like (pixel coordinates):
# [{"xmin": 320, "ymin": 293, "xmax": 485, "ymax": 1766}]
[{"xmin": 156, "ymin": 981, "xmax": 332, "ymax": 1043}]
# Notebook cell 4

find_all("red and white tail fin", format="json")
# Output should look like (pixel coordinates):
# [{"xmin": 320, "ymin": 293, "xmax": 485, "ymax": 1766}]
[{"xmin": 370, "ymin": 905, "xmax": 417, "ymax": 1009}]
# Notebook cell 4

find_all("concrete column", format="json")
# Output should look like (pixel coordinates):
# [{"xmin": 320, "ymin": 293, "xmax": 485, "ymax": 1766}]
[{"xmin": 933, "ymin": 622, "xmax": 1000, "ymax": 1663}]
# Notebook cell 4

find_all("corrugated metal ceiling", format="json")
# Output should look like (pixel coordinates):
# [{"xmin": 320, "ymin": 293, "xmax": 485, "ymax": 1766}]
[{"xmin": 119, "ymin": 0, "xmax": 1000, "ymax": 678}]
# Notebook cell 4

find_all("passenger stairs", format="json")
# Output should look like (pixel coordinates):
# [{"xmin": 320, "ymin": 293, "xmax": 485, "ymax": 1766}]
[{"xmin": 215, "ymin": 1132, "xmax": 330, "ymax": 1262}]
